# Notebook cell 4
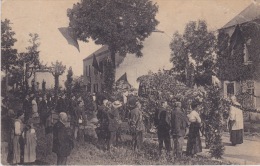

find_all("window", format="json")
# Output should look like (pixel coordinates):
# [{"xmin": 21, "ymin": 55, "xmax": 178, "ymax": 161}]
[
  {"xmin": 223, "ymin": 81, "xmax": 236, "ymax": 98},
  {"xmin": 243, "ymin": 44, "xmax": 252, "ymax": 65},
  {"xmin": 94, "ymin": 68, "xmax": 98, "ymax": 75},
  {"xmin": 87, "ymin": 83, "xmax": 91, "ymax": 92},
  {"xmin": 246, "ymin": 80, "xmax": 255, "ymax": 108},
  {"xmin": 93, "ymin": 84, "xmax": 99, "ymax": 93},
  {"xmin": 89, "ymin": 65, "xmax": 91, "ymax": 76},
  {"xmin": 99, "ymin": 61, "xmax": 104, "ymax": 73},
  {"xmin": 85, "ymin": 66, "xmax": 88, "ymax": 76}
]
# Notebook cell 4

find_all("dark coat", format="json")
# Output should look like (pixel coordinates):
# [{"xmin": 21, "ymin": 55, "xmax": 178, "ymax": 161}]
[
  {"xmin": 171, "ymin": 107, "xmax": 189, "ymax": 137},
  {"xmin": 23, "ymin": 98, "xmax": 31, "ymax": 121},
  {"xmin": 56, "ymin": 98, "xmax": 67, "ymax": 113},
  {"xmin": 52, "ymin": 121, "xmax": 74, "ymax": 157},
  {"xmin": 129, "ymin": 107, "xmax": 145, "ymax": 131},
  {"xmin": 154, "ymin": 107, "xmax": 171, "ymax": 132},
  {"xmin": 38, "ymin": 100, "xmax": 48, "ymax": 115},
  {"xmin": 38, "ymin": 100, "xmax": 50, "ymax": 124},
  {"xmin": 108, "ymin": 108, "xmax": 120, "ymax": 132},
  {"xmin": 97, "ymin": 105, "xmax": 109, "ymax": 130}
]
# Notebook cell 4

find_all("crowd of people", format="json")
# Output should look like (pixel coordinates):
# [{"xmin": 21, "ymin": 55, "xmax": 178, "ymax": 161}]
[{"xmin": 1, "ymin": 89, "xmax": 244, "ymax": 165}]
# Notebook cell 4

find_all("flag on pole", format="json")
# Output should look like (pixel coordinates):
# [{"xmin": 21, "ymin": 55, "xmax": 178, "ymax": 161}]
[
  {"xmin": 229, "ymin": 25, "xmax": 245, "ymax": 51},
  {"xmin": 58, "ymin": 27, "xmax": 80, "ymax": 52},
  {"xmin": 116, "ymin": 72, "xmax": 128, "ymax": 83},
  {"xmin": 92, "ymin": 54, "xmax": 100, "ymax": 71}
]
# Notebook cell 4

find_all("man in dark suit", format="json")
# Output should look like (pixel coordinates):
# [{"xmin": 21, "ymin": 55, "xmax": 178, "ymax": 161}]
[
  {"xmin": 52, "ymin": 112, "xmax": 74, "ymax": 165},
  {"xmin": 154, "ymin": 100, "xmax": 171, "ymax": 157},
  {"xmin": 38, "ymin": 95, "xmax": 49, "ymax": 126},
  {"xmin": 23, "ymin": 94, "xmax": 31, "ymax": 123}
]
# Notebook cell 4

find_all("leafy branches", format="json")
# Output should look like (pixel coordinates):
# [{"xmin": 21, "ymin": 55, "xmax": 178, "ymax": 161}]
[
  {"xmin": 170, "ymin": 20, "xmax": 216, "ymax": 87},
  {"xmin": 67, "ymin": 0, "xmax": 159, "ymax": 67}
]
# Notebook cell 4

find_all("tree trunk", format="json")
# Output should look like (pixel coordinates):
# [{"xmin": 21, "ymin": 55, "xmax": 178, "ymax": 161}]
[
  {"xmin": 5, "ymin": 68, "xmax": 8, "ymax": 97},
  {"xmin": 185, "ymin": 54, "xmax": 190, "ymax": 87},
  {"xmin": 110, "ymin": 48, "xmax": 116, "ymax": 69},
  {"xmin": 54, "ymin": 74, "xmax": 59, "ymax": 104}
]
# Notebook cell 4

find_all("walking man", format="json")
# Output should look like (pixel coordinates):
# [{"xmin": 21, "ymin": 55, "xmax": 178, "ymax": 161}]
[
  {"xmin": 52, "ymin": 112, "xmax": 74, "ymax": 165},
  {"xmin": 171, "ymin": 101, "xmax": 189, "ymax": 158},
  {"xmin": 129, "ymin": 97, "xmax": 145, "ymax": 152}
]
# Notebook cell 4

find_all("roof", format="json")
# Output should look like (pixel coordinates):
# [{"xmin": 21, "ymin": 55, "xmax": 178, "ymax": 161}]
[
  {"xmin": 222, "ymin": 2, "xmax": 260, "ymax": 29},
  {"xmin": 83, "ymin": 45, "xmax": 109, "ymax": 61}
]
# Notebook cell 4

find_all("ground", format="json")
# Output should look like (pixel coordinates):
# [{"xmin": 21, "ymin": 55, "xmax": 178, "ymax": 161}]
[{"xmin": 2, "ymin": 123, "xmax": 260, "ymax": 165}]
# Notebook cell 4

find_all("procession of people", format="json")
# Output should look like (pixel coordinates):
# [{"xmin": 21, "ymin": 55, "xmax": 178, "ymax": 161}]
[{"xmin": 1, "ymin": 88, "xmax": 244, "ymax": 165}]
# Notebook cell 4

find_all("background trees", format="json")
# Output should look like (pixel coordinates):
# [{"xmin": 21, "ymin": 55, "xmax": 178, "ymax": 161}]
[
  {"xmin": 67, "ymin": 0, "xmax": 159, "ymax": 67},
  {"xmin": 170, "ymin": 20, "xmax": 216, "ymax": 87},
  {"xmin": 1, "ymin": 19, "xmax": 18, "ymax": 96},
  {"xmin": 50, "ymin": 61, "xmax": 66, "ymax": 102},
  {"xmin": 19, "ymin": 33, "xmax": 41, "ymax": 93},
  {"xmin": 65, "ymin": 67, "xmax": 73, "ymax": 99}
]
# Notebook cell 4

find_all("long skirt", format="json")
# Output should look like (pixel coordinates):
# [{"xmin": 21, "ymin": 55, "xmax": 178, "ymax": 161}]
[
  {"xmin": 12, "ymin": 135, "xmax": 22, "ymax": 164},
  {"xmin": 230, "ymin": 129, "xmax": 243, "ymax": 145},
  {"xmin": 186, "ymin": 122, "xmax": 202, "ymax": 156},
  {"xmin": 24, "ymin": 133, "xmax": 37, "ymax": 163}
]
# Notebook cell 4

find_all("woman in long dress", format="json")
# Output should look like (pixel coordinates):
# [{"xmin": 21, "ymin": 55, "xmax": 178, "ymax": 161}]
[
  {"xmin": 12, "ymin": 113, "xmax": 24, "ymax": 164},
  {"xmin": 23, "ymin": 121, "xmax": 37, "ymax": 163},
  {"xmin": 186, "ymin": 102, "xmax": 202, "ymax": 157}
]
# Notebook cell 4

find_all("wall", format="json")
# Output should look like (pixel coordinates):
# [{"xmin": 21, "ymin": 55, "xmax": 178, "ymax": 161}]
[{"xmin": 83, "ymin": 46, "xmax": 125, "ymax": 93}]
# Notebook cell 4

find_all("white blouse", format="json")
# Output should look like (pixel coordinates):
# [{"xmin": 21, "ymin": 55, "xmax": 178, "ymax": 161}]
[
  {"xmin": 229, "ymin": 105, "xmax": 244, "ymax": 130},
  {"xmin": 187, "ymin": 110, "xmax": 201, "ymax": 123}
]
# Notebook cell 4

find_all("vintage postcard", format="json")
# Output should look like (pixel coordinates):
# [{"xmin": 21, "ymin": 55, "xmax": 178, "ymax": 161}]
[{"xmin": 1, "ymin": 0, "xmax": 260, "ymax": 165}]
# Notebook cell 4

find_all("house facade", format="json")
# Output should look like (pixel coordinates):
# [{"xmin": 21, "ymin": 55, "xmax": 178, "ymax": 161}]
[
  {"xmin": 219, "ymin": 1, "xmax": 260, "ymax": 110},
  {"xmin": 83, "ymin": 45, "xmax": 125, "ymax": 93}
]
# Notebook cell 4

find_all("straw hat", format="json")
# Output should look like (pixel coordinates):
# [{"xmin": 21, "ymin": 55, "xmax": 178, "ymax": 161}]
[{"xmin": 112, "ymin": 100, "xmax": 122, "ymax": 108}]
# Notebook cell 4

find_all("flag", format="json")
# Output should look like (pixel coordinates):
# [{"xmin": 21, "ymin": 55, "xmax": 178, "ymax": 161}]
[
  {"xmin": 58, "ymin": 27, "xmax": 80, "ymax": 52},
  {"xmin": 229, "ymin": 25, "xmax": 245, "ymax": 51},
  {"xmin": 116, "ymin": 72, "xmax": 128, "ymax": 83},
  {"xmin": 92, "ymin": 54, "xmax": 99, "ymax": 71}
]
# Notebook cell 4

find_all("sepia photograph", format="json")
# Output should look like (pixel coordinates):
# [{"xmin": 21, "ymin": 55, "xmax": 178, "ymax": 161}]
[{"xmin": 1, "ymin": 0, "xmax": 260, "ymax": 165}]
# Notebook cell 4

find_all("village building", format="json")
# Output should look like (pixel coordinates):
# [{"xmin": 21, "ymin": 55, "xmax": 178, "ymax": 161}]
[
  {"xmin": 219, "ymin": 1, "xmax": 260, "ymax": 110},
  {"xmin": 83, "ymin": 45, "xmax": 128, "ymax": 93}
]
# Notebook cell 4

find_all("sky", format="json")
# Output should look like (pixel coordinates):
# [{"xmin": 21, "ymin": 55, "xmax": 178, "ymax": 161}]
[{"xmin": 1, "ymin": 0, "xmax": 252, "ymax": 88}]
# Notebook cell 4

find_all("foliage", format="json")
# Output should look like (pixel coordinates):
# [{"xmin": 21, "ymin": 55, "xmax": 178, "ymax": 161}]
[
  {"xmin": 1, "ymin": 19, "xmax": 18, "ymax": 96},
  {"xmin": 50, "ymin": 61, "xmax": 66, "ymax": 101},
  {"xmin": 137, "ymin": 70, "xmax": 190, "ymax": 100},
  {"xmin": 1, "ymin": 19, "xmax": 18, "ymax": 72},
  {"xmin": 67, "ymin": 0, "xmax": 159, "ymax": 67},
  {"xmin": 217, "ymin": 20, "xmax": 260, "ymax": 81},
  {"xmin": 18, "ymin": 33, "xmax": 41, "ymax": 92},
  {"xmin": 65, "ymin": 67, "xmax": 73, "ymax": 99},
  {"xmin": 170, "ymin": 20, "xmax": 216, "ymax": 87},
  {"xmin": 202, "ymin": 86, "xmax": 225, "ymax": 158}
]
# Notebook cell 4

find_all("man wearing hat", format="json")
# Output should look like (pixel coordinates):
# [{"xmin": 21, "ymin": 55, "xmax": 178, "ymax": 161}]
[
  {"xmin": 171, "ymin": 101, "xmax": 189, "ymax": 158},
  {"xmin": 129, "ymin": 97, "xmax": 145, "ymax": 152},
  {"xmin": 107, "ymin": 101, "xmax": 122, "ymax": 151}
]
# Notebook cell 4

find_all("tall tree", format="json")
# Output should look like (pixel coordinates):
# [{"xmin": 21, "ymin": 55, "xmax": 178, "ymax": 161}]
[
  {"xmin": 50, "ymin": 61, "xmax": 66, "ymax": 103},
  {"xmin": 19, "ymin": 33, "xmax": 41, "ymax": 93},
  {"xmin": 170, "ymin": 20, "xmax": 216, "ymax": 87},
  {"xmin": 1, "ymin": 19, "xmax": 18, "ymax": 96},
  {"xmin": 103, "ymin": 60, "xmax": 115, "ymax": 93},
  {"xmin": 67, "ymin": 0, "xmax": 159, "ymax": 67},
  {"xmin": 65, "ymin": 67, "xmax": 73, "ymax": 99}
]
